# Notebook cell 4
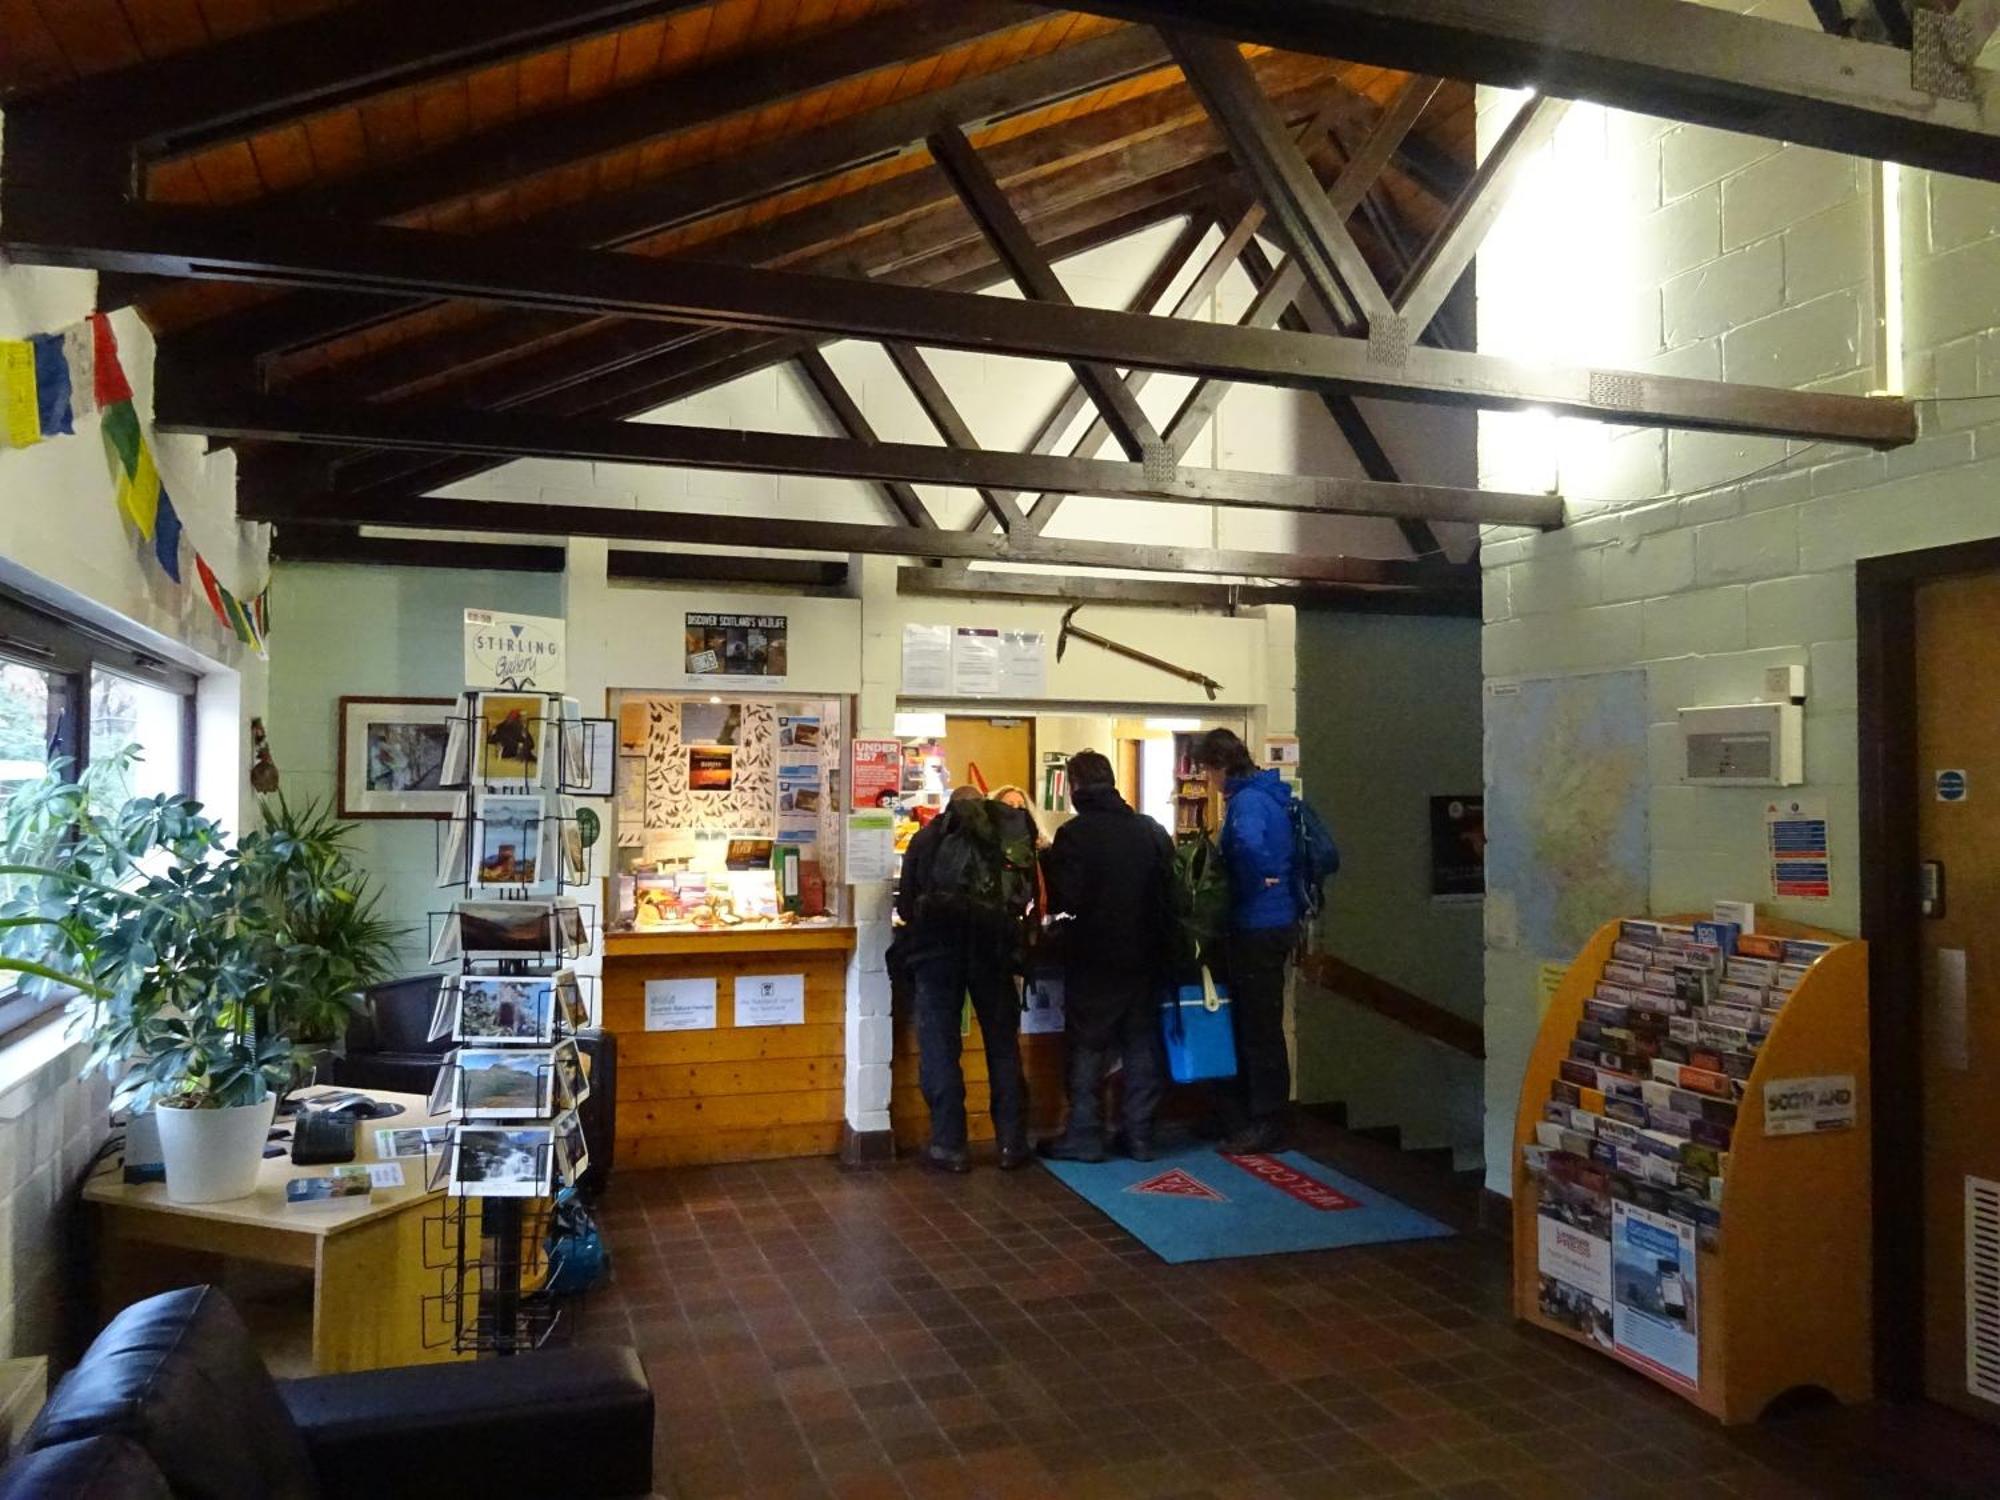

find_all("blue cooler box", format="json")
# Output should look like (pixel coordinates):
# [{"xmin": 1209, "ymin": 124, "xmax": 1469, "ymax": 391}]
[{"xmin": 1161, "ymin": 967, "xmax": 1238, "ymax": 1083}]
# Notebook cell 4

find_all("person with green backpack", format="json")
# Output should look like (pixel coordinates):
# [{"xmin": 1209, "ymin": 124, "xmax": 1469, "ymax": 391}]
[{"xmin": 894, "ymin": 785, "xmax": 1038, "ymax": 1173}]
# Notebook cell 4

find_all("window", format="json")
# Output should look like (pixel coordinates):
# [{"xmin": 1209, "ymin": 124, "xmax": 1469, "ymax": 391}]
[{"xmin": 0, "ymin": 587, "xmax": 197, "ymax": 1040}]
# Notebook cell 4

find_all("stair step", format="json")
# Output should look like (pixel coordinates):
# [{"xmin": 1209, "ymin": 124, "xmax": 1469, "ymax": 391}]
[{"xmin": 1353, "ymin": 1123, "xmax": 1402, "ymax": 1150}]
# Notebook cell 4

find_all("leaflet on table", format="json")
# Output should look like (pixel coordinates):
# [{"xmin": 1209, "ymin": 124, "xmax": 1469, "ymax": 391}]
[{"xmin": 1611, "ymin": 1201, "xmax": 1700, "ymax": 1390}]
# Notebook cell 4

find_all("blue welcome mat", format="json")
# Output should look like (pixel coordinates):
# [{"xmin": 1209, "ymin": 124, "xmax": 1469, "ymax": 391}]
[{"xmin": 1041, "ymin": 1144, "xmax": 1453, "ymax": 1264}]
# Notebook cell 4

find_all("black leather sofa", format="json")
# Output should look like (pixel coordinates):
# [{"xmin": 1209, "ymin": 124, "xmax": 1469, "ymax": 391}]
[
  {"xmin": 335, "ymin": 974, "xmax": 618, "ymax": 1187},
  {"xmin": 0, "ymin": 1287, "xmax": 656, "ymax": 1500}
]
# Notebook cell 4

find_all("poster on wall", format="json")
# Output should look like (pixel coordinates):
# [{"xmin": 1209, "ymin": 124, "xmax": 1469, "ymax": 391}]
[
  {"xmin": 1429, "ymin": 794, "xmax": 1486, "ymax": 901},
  {"xmin": 1766, "ymin": 797, "xmax": 1831, "ymax": 901},
  {"xmin": 688, "ymin": 746, "xmax": 735, "ymax": 792},
  {"xmin": 644, "ymin": 978, "xmax": 717, "ymax": 1032},
  {"xmin": 851, "ymin": 738, "xmax": 901, "ymax": 809},
  {"xmin": 998, "ymin": 631, "xmax": 1047, "ymax": 698},
  {"xmin": 735, "ymin": 973, "xmax": 805, "ymax": 1028},
  {"xmin": 464, "ymin": 610, "xmax": 566, "ymax": 692},
  {"xmin": 846, "ymin": 810, "xmax": 895, "ymax": 882},
  {"xmin": 901, "ymin": 623, "xmax": 952, "ymax": 695},
  {"xmin": 777, "ymin": 764, "xmax": 822, "ymax": 839},
  {"xmin": 1610, "ymin": 1201, "xmax": 1700, "ymax": 1389},
  {"xmin": 951, "ymin": 627, "xmax": 1003, "ymax": 696},
  {"xmin": 684, "ymin": 613, "xmax": 787, "ymax": 679}
]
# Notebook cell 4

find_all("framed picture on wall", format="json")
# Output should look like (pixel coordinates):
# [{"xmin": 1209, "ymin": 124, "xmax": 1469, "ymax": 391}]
[{"xmin": 338, "ymin": 697, "xmax": 459, "ymax": 818}]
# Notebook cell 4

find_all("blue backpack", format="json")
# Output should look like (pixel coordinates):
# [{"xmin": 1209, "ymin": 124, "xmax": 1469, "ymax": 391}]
[{"xmin": 1287, "ymin": 799, "xmax": 1341, "ymax": 921}]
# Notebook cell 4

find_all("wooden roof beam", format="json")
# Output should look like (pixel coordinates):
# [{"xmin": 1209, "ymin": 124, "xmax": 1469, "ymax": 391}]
[
  {"xmin": 1063, "ymin": 0, "xmax": 2000, "ymax": 182},
  {"xmin": 4, "ymin": 191, "xmax": 1914, "ymax": 448},
  {"xmin": 175, "ymin": 383, "xmax": 1562, "ymax": 533},
  {"xmin": 240, "ymin": 487, "xmax": 1479, "ymax": 589}
]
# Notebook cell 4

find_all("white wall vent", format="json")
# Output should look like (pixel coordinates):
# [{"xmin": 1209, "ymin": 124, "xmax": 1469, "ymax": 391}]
[{"xmin": 1966, "ymin": 1176, "xmax": 2000, "ymax": 1404}]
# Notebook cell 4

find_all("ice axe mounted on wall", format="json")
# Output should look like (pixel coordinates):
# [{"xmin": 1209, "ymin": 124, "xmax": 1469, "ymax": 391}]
[{"xmin": 1056, "ymin": 606, "xmax": 1223, "ymax": 701}]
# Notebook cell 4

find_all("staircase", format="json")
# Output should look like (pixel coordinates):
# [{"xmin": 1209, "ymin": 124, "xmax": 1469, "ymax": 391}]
[{"xmin": 1294, "ymin": 951, "xmax": 1486, "ymax": 1174}]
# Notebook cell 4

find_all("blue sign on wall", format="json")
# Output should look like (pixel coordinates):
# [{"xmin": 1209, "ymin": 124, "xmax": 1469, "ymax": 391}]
[{"xmin": 1937, "ymin": 769, "xmax": 1969, "ymax": 804}]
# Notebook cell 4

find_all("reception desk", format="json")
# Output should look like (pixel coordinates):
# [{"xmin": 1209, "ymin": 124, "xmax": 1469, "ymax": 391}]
[{"xmin": 600, "ymin": 925, "xmax": 854, "ymax": 1168}]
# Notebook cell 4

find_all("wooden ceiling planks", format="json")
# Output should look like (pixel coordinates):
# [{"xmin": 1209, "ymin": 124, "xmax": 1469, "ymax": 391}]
[{"xmin": 4, "ymin": 0, "xmax": 1473, "ymax": 463}]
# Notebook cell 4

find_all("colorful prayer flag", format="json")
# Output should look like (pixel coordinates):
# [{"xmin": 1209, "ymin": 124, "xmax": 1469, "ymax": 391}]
[
  {"xmin": 153, "ymin": 492, "xmax": 185, "ymax": 583},
  {"xmin": 194, "ymin": 554, "xmax": 230, "ymax": 631},
  {"xmin": 61, "ymin": 321, "xmax": 96, "ymax": 421},
  {"xmin": 1, "ymin": 340, "xmax": 40, "ymax": 449},
  {"xmin": 251, "ymin": 589, "xmax": 269, "ymax": 638},
  {"xmin": 100, "ymin": 399, "xmax": 142, "ymax": 478},
  {"xmin": 116, "ymin": 441, "xmax": 162, "ymax": 540},
  {"xmin": 30, "ymin": 332, "xmax": 73, "ymax": 437},
  {"xmin": 91, "ymin": 313, "xmax": 132, "ymax": 407}
]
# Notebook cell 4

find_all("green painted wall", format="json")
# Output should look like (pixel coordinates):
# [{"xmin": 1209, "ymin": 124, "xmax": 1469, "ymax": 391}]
[
  {"xmin": 1294, "ymin": 611, "xmax": 1484, "ymax": 1135},
  {"xmin": 265, "ymin": 562, "xmax": 563, "ymax": 974}
]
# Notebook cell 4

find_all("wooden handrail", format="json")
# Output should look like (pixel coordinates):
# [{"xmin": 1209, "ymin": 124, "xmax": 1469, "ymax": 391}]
[{"xmin": 1297, "ymin": 950, "xmax": 1485, "ymax": 1059}]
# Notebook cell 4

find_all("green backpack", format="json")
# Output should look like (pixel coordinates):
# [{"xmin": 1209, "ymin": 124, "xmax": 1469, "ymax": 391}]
[{"xmin": 1173, "ymin": 833, "xmax": 1231, "ymax": 971}]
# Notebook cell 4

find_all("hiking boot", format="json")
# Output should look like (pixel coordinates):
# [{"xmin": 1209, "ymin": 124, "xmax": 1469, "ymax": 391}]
[
  {"xmin": 920, "ymin": 1144, "xmax": 971, "ymax": 1174},
  {"xmin": 1221, "ymin": 1122, "xmax": 1283, "ymax": 1156},
  {"xmin": 996, "ymin": 1142, "xmax": 1034, "ymax": 1171},
  {"xmin": 1035, "ymin": 1134, "xmax": 1107, "ymax": 1164}
]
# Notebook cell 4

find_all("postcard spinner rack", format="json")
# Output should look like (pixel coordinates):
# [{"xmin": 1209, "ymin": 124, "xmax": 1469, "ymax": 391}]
[
  {"xmin": 1510, "ymin": 914, "xmax": 1871, "ymax": 1424},
  {"xmin": 421, "ymin": 687, "xmax": 612, "ymax": 1357}
]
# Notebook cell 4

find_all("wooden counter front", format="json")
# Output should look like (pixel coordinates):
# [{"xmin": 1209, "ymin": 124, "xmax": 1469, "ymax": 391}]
[{"xmin": 602, "ymin": 926, "xmax": 855, "ymax": 1169}]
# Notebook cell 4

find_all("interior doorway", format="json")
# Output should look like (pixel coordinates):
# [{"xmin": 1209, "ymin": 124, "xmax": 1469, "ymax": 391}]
[{"xmin": 1859, "ymin": 537, "xmax": 2000, "ymax": 1418}]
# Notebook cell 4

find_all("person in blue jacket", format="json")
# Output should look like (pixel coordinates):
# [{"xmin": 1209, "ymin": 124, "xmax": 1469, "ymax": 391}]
[{"xmin": 1195, "ymin": 727, "xmax": 1299, "ymax": 1153}]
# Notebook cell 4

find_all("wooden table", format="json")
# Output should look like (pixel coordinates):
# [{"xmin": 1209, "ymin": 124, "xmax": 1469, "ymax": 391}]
[{"xmin": 84, "ymin": 1088, "xmax": 467, "ymax": 1374}]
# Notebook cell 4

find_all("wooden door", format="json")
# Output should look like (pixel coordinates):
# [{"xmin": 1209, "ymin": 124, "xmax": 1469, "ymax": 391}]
[
  {"xmin": 943, "ymin": 716, "xmax": 1031, "ymax": 796},
  {"xmin": 1916, "ymin": 570, "xmax": 2000, "ymax": 1421}
]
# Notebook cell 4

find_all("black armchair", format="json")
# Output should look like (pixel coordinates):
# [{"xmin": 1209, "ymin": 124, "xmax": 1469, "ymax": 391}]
[{"xmin": 0, "ymin": 1287, "xmax": 656, "ymax": 1500}]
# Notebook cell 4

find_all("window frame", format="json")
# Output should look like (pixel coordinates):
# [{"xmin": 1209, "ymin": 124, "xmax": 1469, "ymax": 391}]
[{"xmin": 0, "ymin": 585, "xmax": 198, "ymax": 1042}]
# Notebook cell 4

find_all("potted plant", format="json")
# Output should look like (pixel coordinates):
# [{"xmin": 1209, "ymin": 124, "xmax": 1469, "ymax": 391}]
[{"xmin": 1, "ymin": 754, "xmax": 400, "ymax": 1203}]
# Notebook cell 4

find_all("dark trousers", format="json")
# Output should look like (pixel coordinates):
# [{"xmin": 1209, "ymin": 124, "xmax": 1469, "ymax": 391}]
[
  {"xmin": 913, "ymin": 953, "xmax": 1026, "ymax": 1152},
  {"xmin": 1219, "ymin": 927, "xmax": 1294, "ymax": 1126},
  {"xmin": 1060, "ymin": 970, "xmax": 1164, "ymax": 1148}
]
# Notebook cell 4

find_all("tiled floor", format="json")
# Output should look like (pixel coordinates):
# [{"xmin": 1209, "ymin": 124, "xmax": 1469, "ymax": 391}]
[{"xmin": 577, "ymin": 1125, "xmax": 2000, "ymax": 1500}]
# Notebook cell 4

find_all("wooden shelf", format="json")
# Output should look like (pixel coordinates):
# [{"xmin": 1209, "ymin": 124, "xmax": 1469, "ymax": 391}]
[{"xmin": 1511, "ymin": 914, "xmax": 1871, "ymax": 1424}]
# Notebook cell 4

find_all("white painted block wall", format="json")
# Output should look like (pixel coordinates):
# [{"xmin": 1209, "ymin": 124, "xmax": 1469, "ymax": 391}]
[{"xmin": 1475, "ymin": 7, "xmax": 2000, "ymax": 1193}]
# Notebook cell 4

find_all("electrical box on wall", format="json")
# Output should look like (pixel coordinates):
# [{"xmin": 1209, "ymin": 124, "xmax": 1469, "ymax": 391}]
[{"xmin": 1679, "ymin": 703, "xmax": 1804, "ymax": 786}]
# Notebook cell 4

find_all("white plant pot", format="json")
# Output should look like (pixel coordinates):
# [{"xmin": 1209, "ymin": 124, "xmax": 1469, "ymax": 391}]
[{"xmin": 156, "ymin": 1092, "xmax": 278, "ymax": 1204}]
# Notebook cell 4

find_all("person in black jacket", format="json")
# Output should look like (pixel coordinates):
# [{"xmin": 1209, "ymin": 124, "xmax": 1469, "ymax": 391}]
[
  {"xmin": 894, "ymin": 786, "xmax": 1032, "ymax": 1173},
  {"xmin": 1037, "ymin": 751, "xmax": 1179, "ymax": 1163}
]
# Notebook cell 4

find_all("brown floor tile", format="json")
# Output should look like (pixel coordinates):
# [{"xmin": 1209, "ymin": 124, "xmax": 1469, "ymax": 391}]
[{"xmin": 581, "ymin": 1118, "xmax": 2000, "ymax": 1500}]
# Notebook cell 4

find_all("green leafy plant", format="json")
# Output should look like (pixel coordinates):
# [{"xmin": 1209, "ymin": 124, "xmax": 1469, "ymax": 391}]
[{"xmin": 0, "ymin": 754, "xmax": 403, "ymax": 1110}]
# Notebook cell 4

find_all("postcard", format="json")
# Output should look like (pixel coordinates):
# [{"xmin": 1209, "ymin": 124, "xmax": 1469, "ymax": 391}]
[
  {"xmin": 287, "ymin": 1165, "xmax": 372, "ymax": 1204},
  {"xmin": 455, "ymin": 1047, "xmax": 555, "ymax": 1118},
  {"xmin": 435, "ymin": 795, "xmax": 469, "ymax": 887},
  {"xmin": 552, "ymin": 1037, "xmax": 590, "ymax": 1110},
  {"xmin": 455, "ymin": 899, "xmax": 558, "ymax": 961},
  {"xmin": 473, "ymin": 792, "xmax": 550, "ymax": 893},
  {"xmin": 555, "ymin": 1108, "xmax": 590, "ymax": 1182},
  {"xmin": 476, "ymin": 691, "xmax": 549, "ymax": 786},
  {"xmin": 554, "ymin": 969, "xmax": 589, "ymax": 1031},
  {"xmin": 449, "ymin": 1125, "xmax": 555, "ymax": 1198},
  {"xmin": 375, "ymin": 1126, "xmax": 451, "ymax": 1159},
  {"xmin": 454, "ymin": 975, "xmax": 556, "ymax": 1044}
]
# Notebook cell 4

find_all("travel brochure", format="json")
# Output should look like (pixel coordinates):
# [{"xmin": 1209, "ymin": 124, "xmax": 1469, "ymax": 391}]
[{"xmin": 1524, "ymin": 905, "xmax": 1836, "ymax": 1393}]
